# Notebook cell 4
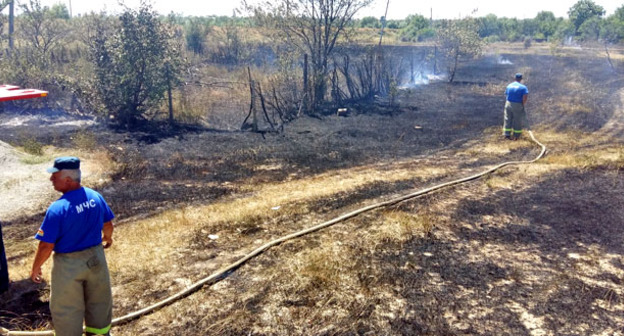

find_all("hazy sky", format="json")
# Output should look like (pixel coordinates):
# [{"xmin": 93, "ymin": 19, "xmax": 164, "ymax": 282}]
[{"xmin": 30, "ymin": 0, "xmax": 624, "ymax": 20}]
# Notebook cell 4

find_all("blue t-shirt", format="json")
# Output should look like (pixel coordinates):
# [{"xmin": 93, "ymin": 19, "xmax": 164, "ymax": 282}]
[
  {"xmin": 35, "ymin": 187, "xmax": 114, "ymax": 253},
  {"xmin": 505, "ymin": 82, "xmax": 529, "ymax": 103}
]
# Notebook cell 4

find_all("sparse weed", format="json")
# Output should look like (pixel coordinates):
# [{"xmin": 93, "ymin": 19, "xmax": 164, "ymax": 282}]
[
  {"xmin": 299, "ymin": 249, "xmax": 343, "ymax": 288},
  {"xmin": 417, "ymin": 212, "xmax": 435, "ymax": 237},
  {"xmin": 544, "ymin": 146, "xmax": 624, "ymax": 172},
  {"xmin": 603, "ymin": 288, "xmax": 620, "ymax": 308},
  {"xmin": 382, "ymin": 210, "xmax": 435, "ymax": 241},
  {"xmin": 20, "ymin": 137, "xmax": 44, "ymax": 156},
  {"xmin": 613, "ymin": 146, "xmax": 624, "ymax": 170},
  {"xmin": 509, "ymin": 266, "xmax": 525, "ymax": 282},
  {"xmin": 72, "ymin": 130, "xmax": 97, "ymax": 150},
  {"xmin": 19, "ymin": 154, "xmax": 49, "ymax": 165},
  {"xmin": 471, "ymin": 82, "xmax": 505, "ymax": 96},
  {"xmin": 485, "ymin": 174, "xmax": 505, "ymax": 190},
  {"xmin": 233, "ymin": 214, "xmax": 264, "ymax": 235},
  {"xmin": 570, "ymin": 154, "xmax": 598, "ymax": 170},
  {"xmin": 171, "ymin": 88, "xmax": 209, "ymax": 124}
]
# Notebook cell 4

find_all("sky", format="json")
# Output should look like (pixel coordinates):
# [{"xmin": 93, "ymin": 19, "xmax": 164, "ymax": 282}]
[{"xmin": 28, "ymin": 0, "xmax": 624, "ymax": 20}]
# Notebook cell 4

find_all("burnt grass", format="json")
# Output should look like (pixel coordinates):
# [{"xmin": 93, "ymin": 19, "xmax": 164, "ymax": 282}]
[{"xmin": 2, "ymin": 45, "xmax": 624, "ymax": 334}]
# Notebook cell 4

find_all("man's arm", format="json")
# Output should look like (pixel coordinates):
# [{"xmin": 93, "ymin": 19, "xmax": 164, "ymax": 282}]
[
  {"xmin": 31, "ymin": 241, "xmax": 54, "ymax": 283},
  {"xmin": 522, "ymin": 94, "xmax": 528, "ymax": 105},
  {"xmin": 102, "ymin": 221, "xmax": 113, "ymax": 248}
]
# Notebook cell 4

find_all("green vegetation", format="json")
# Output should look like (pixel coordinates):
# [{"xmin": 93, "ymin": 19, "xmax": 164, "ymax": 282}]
[
  {"xmin": 436, "ymin": 18, "xmax": 484, "ymax": 82},
  {"xmin": 400, "ymin": 14, "xmax": 434, "ymax": 42},
  {"xmin": 87, "ymin": 3, "xmax": 184, "ymax": 127},
  {"xmin": 19, "ymin": 136, "xmax": 44, "ymax": 156}
]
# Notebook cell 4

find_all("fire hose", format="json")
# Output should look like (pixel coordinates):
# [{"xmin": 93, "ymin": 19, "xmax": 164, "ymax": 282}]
[{"xmin": 1, "ymin": 131, "xmax": 546, "ymax": 336}]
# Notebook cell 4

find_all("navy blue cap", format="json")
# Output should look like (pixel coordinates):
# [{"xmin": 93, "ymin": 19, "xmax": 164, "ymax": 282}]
[
  {"xmin": 47, "ymin": 156, "xmax": 80, "ymax": 173},
  {"xmin": 515, "ymin": 73, "xmax": 523, "ymax": 79}
]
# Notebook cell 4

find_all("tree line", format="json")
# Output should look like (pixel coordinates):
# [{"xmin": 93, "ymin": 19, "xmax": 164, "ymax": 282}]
[{"xmin": 358, "ymin": 0, "xmax": 624, "ymax": 44}]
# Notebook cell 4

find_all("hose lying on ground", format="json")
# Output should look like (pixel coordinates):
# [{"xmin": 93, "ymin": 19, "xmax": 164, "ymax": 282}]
[{"xmin": 1, "ymin": 131, "xmax": 546, "ymax": 336}]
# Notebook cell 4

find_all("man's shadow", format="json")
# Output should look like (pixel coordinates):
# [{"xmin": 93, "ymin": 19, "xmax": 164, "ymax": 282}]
[{"xmin": 0, "ymin": 278, "xmax": 51, "ymax": 330}]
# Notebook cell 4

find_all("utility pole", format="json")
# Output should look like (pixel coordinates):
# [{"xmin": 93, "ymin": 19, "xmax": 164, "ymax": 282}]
[
  {"xmin": 166, "ymin": 63, "xmax": 174, "ymax": 124},
  {"xmin": 378, "ymin": 0, "xmax": 390, "ymax": 46},
  {"xmin": 68, "ymin": 0, "xmax": 72, "ymax": 17},
  {"xmin": 9, "ymin": 0, "xmax": 14, "ymax": 50}
]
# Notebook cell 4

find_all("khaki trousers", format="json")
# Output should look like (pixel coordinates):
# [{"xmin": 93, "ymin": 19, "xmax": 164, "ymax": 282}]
[
  {"xmin": 503, "ymin": 101, "xmax": 526, "ymax": 138},
  {"xmin": 51, "ymin": 244, "xmax": 112, "ymax": 336}
]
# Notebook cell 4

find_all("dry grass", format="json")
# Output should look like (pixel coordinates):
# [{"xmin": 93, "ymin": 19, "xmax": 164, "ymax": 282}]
[
  {"xmin": 104, "ymin": 122, "xmax": 624, "ymax": 334},
  {"xmin": 163, "ymin": 63, "xmax": 251, "ymax": 128},
  {"xmin": 375, "ymin": 209, "xmax": 436, "ymax": 243},
  {"xmin": 112, "ymin": 46, "xmax": 624, "ymax": 335}
]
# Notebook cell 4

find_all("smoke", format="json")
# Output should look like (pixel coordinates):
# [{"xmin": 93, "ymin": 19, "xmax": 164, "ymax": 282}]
[
  {"xmin": 401, "ymin": 72, "xmax": 446, "ymax": 88},
  {"xmin": 564, "ymin": 36, "xmax": 582, "ymax": 49},
  {"xmin": 498, "ymin": 56, "xmax": 513, "ymax": 65}
]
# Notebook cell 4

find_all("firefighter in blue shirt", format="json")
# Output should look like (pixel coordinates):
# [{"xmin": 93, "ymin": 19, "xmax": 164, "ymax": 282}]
[
  {"xmin": 504, "ymin": 73, "xmax": 529, "ymax": 140},
  {"xmin": 30, "ymin": 157, "xmax": 115, "ymax": 336}
]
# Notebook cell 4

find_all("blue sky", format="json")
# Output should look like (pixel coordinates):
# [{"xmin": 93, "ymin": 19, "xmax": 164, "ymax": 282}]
[{"xmin": 31, "ymin": 0, "xmax": 624, "ymax": 19}]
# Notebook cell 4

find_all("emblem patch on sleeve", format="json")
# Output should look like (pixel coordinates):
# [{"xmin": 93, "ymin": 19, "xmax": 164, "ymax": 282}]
[{"xmin": 37, "ymin": 229, "xmax": 44, "ymax": 237}]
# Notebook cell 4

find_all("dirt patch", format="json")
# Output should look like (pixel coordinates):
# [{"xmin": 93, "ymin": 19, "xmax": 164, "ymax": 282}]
[
  {"xmin": 0, "ymin": 109, "xmax": 96, "ymax": 141},
  {"xmin": 0, "ymin": 141, "xmax": 55, "ymax": 222}
]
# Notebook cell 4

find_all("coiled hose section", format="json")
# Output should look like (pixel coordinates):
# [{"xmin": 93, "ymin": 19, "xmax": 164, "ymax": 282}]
[{"xmin": 1, "ymin": 131, "xmax": 546, "ymax": 336}]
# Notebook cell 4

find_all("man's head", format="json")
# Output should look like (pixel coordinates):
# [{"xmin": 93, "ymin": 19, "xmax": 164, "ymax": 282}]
[
  {"xmin": 47, "ymin": 157, "xmax": 81, "ymax": 193},
  {"xmin": 515, "ymin": 73, "xmax": 523, "ymax": 81}
]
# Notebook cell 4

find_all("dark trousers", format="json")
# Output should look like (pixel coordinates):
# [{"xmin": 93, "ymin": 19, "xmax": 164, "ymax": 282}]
[{"xmin": 0, "ymin": 224, "xmax": 8, "ymax": 293}]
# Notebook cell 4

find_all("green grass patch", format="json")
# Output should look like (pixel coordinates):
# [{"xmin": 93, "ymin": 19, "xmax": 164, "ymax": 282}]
[{"xmin": 19, "ymin": 154, "xmax": 51, "ymax": 165}]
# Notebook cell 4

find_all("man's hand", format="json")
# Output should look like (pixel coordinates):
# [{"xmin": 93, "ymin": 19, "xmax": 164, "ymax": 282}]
[
  {"xmin": 102, "ymin": 236, "xmax": 113, "ymax": 249},
  {"xmin": 30, "ymin": 266, "xmax": 43, "ymax": 283},
  {"xmin": 102, "ymin": 221, "xmax": 114, "ymax": 249},
  {"xmin": 31, "ymin": 241, "xmax": 54, "ymax": 283}
]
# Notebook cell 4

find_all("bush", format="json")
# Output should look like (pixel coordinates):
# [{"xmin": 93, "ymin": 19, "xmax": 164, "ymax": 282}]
[
  {"xmin": 72, "ymin": 130, "xmax": 97, "ymax": 150},
  {"xmin": 484, "ymin": 35, "xmax": 501, "ymax": 43},
  {"xmin": 88, "ymin": 3, "xmax": 184, "ymax": 128},
  {"xmin": 21, "ymin": 137, "xmax": 44, "ymax": 156},
  {"xmin": 185, "ymin": 18, "xmax": 210, "ymax": 55}
]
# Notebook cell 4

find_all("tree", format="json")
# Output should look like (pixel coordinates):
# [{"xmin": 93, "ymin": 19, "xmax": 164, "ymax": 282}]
[
  {"xmin": 534, "ymin": 11, "xmax": 558, "ymax": 40},
  {"xmin": 401, "ymin": 14, "xmax": 432, "ymax": 41},
  {"xmin": 1, "ymin": 0, "xmax": 68, "ymax": 90},
  {"xmin": 17, "ymin": 0, "xmax": 69, "ymax": 57},
  {"xmin": 436, "ymin": 18, "xmax": 484, "ymax": 82},
  {"xmin": 247, "ymin": 0, "xmax": 373, "ymax": 111},
  {"xmin": 601, "ymin": 5, "xmax": 624, "ymax": 43},
  {"xmin": 359, "ymin": 16, "xmax": 380, "ymax": 28},
  {"xmin": 49, "ymin": 3, "xmax": 70, "ymax": 19},
  {"xmin": 88, "ymin": 2, "xmax": 183, "ymax": 127},
  {"xmin": 386, "ymin": 19, "xmax": 403, "ymax": 29},
  {"xmin": 498, "ymin": 17, "xmax": 521, "ymax": 41},
  {"xmin": 579, "ymin": 16, "xmax": 603, "ymax": 40},
  {"xmin": 478, "ymin": 14, "xmax": 501, "ymax": 39},
  {"xmin": 520, "ymin": 18, "xmax": 538, "ymax": 39},
  {"xmin": 0, "ymin": 2, "xmax": 7, "ymax": 43},
  {"xmin": 568, "ymin": 0, "xmax": 605, "ymax": 35}
]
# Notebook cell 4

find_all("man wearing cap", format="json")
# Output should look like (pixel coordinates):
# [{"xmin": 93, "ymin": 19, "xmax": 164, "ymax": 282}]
[
  {"xmin": 30, "ymin": 156, "xmax": 115, "ymax": 336},
  {"xmin": 503, "ymin": 73, "xmax": 529, "ymax": 140}
]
